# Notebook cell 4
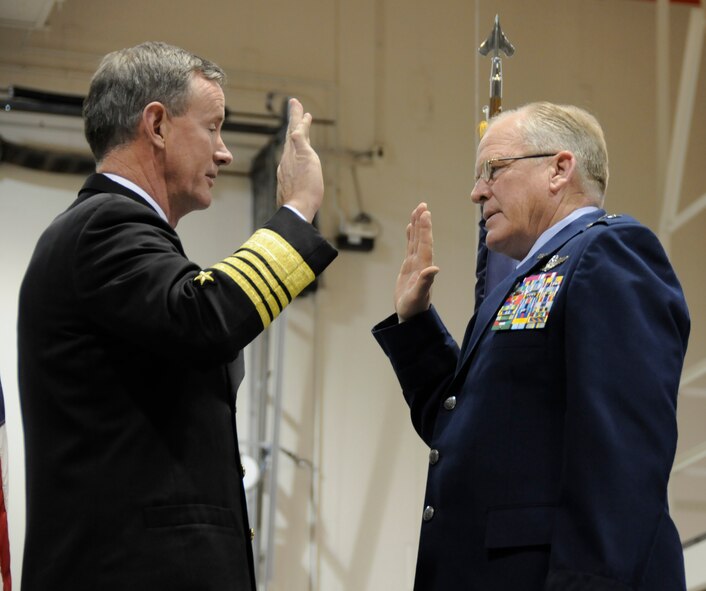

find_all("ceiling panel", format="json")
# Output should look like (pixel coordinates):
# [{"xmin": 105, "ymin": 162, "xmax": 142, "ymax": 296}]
[{"xmin": 0, "ymin": 0, "xmax": 59, "ymax": 30}]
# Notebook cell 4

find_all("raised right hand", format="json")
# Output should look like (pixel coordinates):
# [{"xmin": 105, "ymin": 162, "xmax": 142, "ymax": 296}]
[
  {"xmin": 276, "ymin": 98, "xmax": 323, "ymax": 223},
  {"xmin": 394, "ymin": 203, "xmax": 440, "ymax": 321}
]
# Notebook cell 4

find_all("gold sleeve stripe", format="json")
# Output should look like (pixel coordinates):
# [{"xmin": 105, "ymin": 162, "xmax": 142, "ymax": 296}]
[
  {"xmin": 226, "ymin": 250, "xmax": 288, "ymax": 310},
  {"xmin": 211, "ymin": 262, "xmax": 275, "ymax": 327},
  {"xmin": 220, "ymin": 255, "xmax": 287, "ymax": 317},
  {"xmin": 209, "ymin": 229, "xmax": 315, "ymax": 328},
  {"xmin": 237, "ymin": 229, "xmax": 315, "ymax": 298},
  {"xmin": 220, "ymin": 257, "xmax": 286, "ymax": 320}
]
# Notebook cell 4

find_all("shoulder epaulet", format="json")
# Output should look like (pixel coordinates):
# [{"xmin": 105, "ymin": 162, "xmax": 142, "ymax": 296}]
[{"xmin": 586, "ymin": 213, "xmax": 624, "ymax": 228}]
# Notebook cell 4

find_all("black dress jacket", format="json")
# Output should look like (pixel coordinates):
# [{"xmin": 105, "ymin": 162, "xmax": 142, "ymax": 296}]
[{"xmin": 18, "ymin": 174, "xmax": 337, "ymax": 591}]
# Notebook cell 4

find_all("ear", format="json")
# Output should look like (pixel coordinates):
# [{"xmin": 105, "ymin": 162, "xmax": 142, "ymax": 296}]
[
  {"xmin": 548, "ymin": 151, "xmax": 576, "ymax": 194},
  {"xmin": 142, "ymin": 101, "xmax": 168, "ymax": 149}
]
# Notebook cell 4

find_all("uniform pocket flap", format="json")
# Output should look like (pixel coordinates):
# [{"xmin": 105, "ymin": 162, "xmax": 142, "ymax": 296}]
[{"xmin": 485, "ymin": 504, "xmax": 556, "ymax": 549}]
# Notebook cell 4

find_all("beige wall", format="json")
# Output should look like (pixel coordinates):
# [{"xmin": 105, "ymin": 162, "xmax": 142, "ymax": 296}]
[{"xmin": 1, "ymin": 1, "xmax": 705, "ymax": 590}]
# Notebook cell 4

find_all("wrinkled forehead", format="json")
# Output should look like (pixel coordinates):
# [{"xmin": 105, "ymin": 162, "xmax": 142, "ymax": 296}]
[{"xmin": 186, "ymin": 74, "xmax": 227, "ymax": 113}]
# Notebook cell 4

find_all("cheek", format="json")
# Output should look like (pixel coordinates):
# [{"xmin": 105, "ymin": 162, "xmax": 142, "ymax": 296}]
[{"xmin": 503, "ymin": 197, "xmax": 525, "ymax": 220}]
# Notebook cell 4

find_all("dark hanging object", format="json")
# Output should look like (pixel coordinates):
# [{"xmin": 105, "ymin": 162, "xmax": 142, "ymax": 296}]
[{"xmin": 0, "ymin": 135, "xmax": 95, "ymax": 175}]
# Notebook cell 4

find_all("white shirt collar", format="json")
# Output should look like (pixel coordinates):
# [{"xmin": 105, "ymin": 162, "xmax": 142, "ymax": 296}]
[
  {"xmin": 517, "ymin": 206, "xmax": 600, "ymax": 268},
  {"xmin": 102, "ymin": 173, "xmax": 169, "ymax": 224}
]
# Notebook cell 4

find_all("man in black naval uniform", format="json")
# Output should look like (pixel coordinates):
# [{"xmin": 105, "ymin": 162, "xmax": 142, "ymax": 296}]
[
  {"xmin": 373, "ymin": 102, "xmax": 689, "ymax": 590},
  {"xmin": 18, "ymin": 41, "xmax": 336, "ymax": 591}
]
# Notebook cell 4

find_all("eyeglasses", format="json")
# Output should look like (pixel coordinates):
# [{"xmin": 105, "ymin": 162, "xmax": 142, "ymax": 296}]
[{"xmin": 475, "ymin": 153, "xmax": 557, "ymax": 184}]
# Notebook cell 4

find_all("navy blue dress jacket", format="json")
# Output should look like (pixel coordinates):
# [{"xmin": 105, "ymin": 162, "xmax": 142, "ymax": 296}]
[{"xmin": 373, "ymin": 209, "xmax": 689, "ymax": 590}]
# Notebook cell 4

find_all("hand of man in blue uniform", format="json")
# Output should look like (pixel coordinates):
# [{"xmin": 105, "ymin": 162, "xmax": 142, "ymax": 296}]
[{"xmin": 394, "ymin": 202, "xmax": 440, "ymax": 321}]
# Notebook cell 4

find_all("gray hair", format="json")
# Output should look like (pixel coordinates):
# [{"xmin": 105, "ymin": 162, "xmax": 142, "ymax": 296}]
[
  {"xmin": 83, "ymin": 41, "xmax": 226, "ymax": 162},
  {"xmin": 493, "ymin": 102, "xmax": 609, "ymax": 196}
]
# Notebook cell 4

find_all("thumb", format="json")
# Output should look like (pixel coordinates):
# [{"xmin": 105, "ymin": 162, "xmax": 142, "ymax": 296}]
[{"xmin": 418, "ymin": 266, "xmax": 440, "ymax": 289}]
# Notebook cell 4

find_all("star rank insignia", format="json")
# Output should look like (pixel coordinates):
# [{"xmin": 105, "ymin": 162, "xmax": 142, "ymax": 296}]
[
  {"xmin": 540, "ymin": 254, "xmax": 569, "ymax": 272},
  {"xmin": 194, "ymin": 270, "xmax": 215, "ymax": 286}
]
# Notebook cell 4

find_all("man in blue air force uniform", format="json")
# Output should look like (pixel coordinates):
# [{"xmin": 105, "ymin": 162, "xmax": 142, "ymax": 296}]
[
  {"xmin": 18, "ymin": 42, "xmax": 336, "ymax": 591},
  {"xmin": 373, "ymin": 102, "xmax": 689, "ymax": 590}
]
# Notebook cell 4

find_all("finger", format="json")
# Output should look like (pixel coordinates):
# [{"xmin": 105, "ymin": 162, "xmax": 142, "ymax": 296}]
[
  {"xmin": 286, "ymin": 98, "xmax": 303, "ymax": 140},
  {"xmin": 412, "ymin": 203, "xmax": 426, "ymax": 243},
  {"xmin": 299, "ymin": 111, "xmax": 312, "ymax": 144},
  {"xmin": 419, "ymin": 210, "xmax": 433, "ymax": 237},
  {"xmin": 405, "ymin": 222, "xmax": 414, "ymax": 258},
  {"xmin": 407, "ymin": 203, "xmax": 429, "ymax": 258},
  {"xmin": 413, "ymin": 204, "xmax": 431, "ymax": 255},
  {"xmin": 290, "ymin": 112, "xmax": 313, "ymax": 151},
  {"xmin": 415, "ymin": 202, "xmax": 428, "ymax": 218},
  {"xmin": 409, "ymin": 209, "xmax": 419, "ymax": 257},
  {"xmin": 417, "ymin": 211, "xmax": 434, "ymax": 263},
  {"xmin": 411, "ymin": 202, "xmax": 427, "ymax": 236}
]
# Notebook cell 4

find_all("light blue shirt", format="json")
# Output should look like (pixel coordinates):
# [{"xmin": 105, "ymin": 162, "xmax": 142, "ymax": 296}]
[{"xmin": 517, "ymin": 206, "xmax": 600, "ymax": 268}]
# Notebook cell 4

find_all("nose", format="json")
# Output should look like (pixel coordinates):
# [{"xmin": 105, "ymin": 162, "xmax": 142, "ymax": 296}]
[
  {"xmin": 215, "ymin": 134, "xmax": 233, "ymax": 167},
  {"xmin": 470, "ymin": 178, "xmax": 489, "ymax": 204}
]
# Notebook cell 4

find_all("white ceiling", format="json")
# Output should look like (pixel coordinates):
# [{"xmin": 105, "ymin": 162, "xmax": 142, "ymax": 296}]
[{"xmin": 0, "ymin": 0, "xmax": 61, "ymax": 30}]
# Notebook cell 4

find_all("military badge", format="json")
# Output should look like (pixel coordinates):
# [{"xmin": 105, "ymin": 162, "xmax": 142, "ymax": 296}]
[
  {"xmin": 492, "ymin": 272, "xmax": 563, "ymax": 330},
  {"xmin": 540, "ymin": 254, "xmax": 569, "ymax": 272}
]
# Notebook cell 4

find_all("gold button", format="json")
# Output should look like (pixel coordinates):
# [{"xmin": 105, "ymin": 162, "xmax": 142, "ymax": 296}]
[{"xmin": 250, "ymin": 528, "xmax": 256, "ymax": 540}]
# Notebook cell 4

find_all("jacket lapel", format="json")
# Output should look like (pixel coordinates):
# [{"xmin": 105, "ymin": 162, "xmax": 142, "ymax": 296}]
[{"xmin": 453, "ymin": 209, "xmax": 606, "ymax": 380}]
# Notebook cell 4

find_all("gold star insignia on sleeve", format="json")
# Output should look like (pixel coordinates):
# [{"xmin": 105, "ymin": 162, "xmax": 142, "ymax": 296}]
[{"xmin": 194, "ymin": 270, "xmax": 215, "ymax": 286}]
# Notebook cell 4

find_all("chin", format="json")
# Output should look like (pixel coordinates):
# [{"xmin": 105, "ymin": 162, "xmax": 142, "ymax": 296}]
[
  {"xmin": 485, "ymin": 231, "xmax": 502, "ymax": 252},
  {"xmin": 486, "ymin": 235, "xmax": 515, "ymax": 259},
  {"xmin": 194, "ymin": 192, "xmax": 212, "ymax": 211},
  {"xmin": 174, "ymin": 194, "xmax": 212, "ymax": 222}
]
